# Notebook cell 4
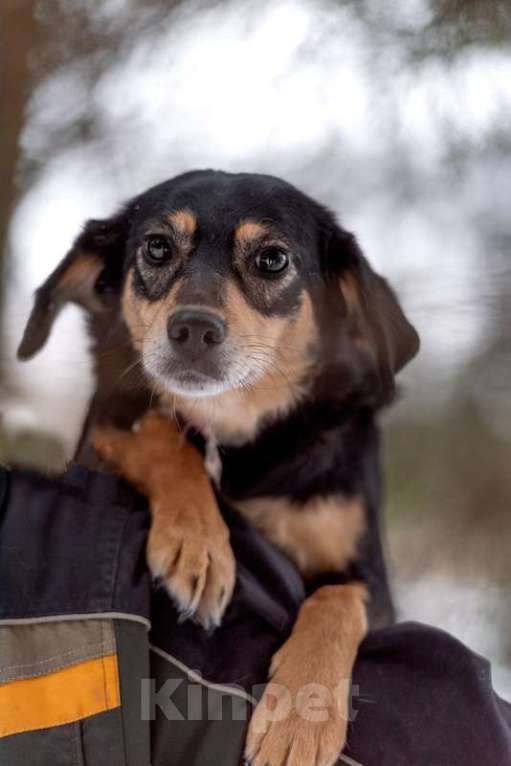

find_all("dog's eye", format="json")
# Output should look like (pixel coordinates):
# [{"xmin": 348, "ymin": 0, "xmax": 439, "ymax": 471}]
[
  {"xmin": 145, "ymin": 235, "xmax": 172, "ymax": 264},
  {"xmin": 255, "ymin": 247, "xmax": 289, "ymax": 274}
]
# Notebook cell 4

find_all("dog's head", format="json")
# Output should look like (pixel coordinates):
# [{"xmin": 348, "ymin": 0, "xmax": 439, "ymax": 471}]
[{"xmin": 19, "ymin": 170, "xmax": 419, "ymax": 438}]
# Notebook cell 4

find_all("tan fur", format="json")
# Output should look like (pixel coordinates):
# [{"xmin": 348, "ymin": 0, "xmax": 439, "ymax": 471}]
[
  {"xmin": 235, "ymin": 220, "xmax": 269, "ymax": 247},
  {"xmin": 167, "ymin": 208, "xmax": 197, "ymax": 239},
  {"xmin": 223, "ymin": 278, "xmax": 288, "ymax": 349},
  {"xmin": 339, "ymin": 272, "xmax": 374, "ymax": 353},
  {"xmin": 17, "ymin": 250, "xmax": 108, "ymax": 360},
  {"xmin": 122, "ymin": 271, "xmax": 184, "ymax": 351},
  {"xmin": 92, "ymin": 412, "xmax": 235, "ymax": 627},
  {"xmin": 166, "ymin": 284, "xmax": 317, "ymax": 443},
  {"xmin": 339, "ymin": 271, "xmax": 362, "ymax": 318},
  {"xmin": 236, "ymin": 495, "xmax": 366, "ymax": 578},
  {"xmin": 58, "ymin": 252, "xmax": 105, "ymax": 312},
  {"xmin": 245, "ymin": 583, "xmax": 368, "ymax": 766}
]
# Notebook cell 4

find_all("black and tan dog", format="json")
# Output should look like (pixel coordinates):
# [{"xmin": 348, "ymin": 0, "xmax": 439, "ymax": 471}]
[{"xmin": 18, "ymin": 170, "xmax": 419, "ymax": 766}]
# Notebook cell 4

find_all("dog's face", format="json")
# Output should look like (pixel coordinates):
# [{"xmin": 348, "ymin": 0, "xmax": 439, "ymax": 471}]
[
  {"xmin": 19, "ymin": 171, "xmax": 419, "ymax": 437},
  {"xmin": 119, "ymin": 172, "xmax": 325, "ymax": 399}
]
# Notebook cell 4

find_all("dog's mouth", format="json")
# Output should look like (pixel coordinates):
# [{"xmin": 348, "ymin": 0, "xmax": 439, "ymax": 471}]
[
  {"xmin": 144, "ymin": 350, "xmax": 265, "ymax": 399},
  {"xmin": 162, "ymin": 364, "xmax": 226, "ymax": 398}
]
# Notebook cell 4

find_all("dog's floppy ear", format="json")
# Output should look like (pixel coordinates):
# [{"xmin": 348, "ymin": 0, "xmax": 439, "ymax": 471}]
[
  {"xmin": 17, "ymin": 208, "xmax": 131, "ymax": 361},
  {"xmin": 328, "ymin": 226, "xmax": 419, "ymax": 397}
]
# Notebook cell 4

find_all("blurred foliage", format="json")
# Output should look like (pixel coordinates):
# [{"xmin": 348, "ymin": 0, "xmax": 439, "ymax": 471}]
[
  {"xmin": 429, "ymin": 0, "xmax": 511, "ymax": 48},
  {"xmin": 349, "ymin": 0, "xmax": 511, "ymax": 56},
  {"xmin": 386, "ymin": 394, "xmax": 511, "ymax": 581}
]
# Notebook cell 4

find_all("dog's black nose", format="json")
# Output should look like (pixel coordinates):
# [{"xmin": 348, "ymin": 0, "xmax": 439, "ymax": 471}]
[{"xmin": 167, "ymin": 309, "xmax": 226, "ymax": 353}]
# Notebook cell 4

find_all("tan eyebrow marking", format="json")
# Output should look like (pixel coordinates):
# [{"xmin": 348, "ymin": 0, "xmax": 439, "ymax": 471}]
[
  {"xmin": 166, "ymin": 209, "xmax": 197, "ymax": 238},
  {"xmin": 234, "ymin": 220, "xmax": 269, "ymax": 247}
]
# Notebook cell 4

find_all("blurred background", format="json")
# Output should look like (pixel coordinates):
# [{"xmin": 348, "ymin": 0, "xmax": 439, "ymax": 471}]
[{"xmin": 1, "ymin": 0, "xmax": 510, "ymax": 694}]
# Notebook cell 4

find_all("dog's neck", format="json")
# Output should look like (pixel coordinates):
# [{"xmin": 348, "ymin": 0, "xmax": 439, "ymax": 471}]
[{"xmin": 186, "ymin": 389, "xmax": 376, "ymax": 505}]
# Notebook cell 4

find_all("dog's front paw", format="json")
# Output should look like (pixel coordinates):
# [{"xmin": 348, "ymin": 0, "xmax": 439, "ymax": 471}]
[
  {"xmin": 148, "ymin": 511, "xmax": 236, "ymax": 630},
  {"xmin": 245, "ymin": 681, "xmax": 347, "ymax": 766},
  {"xmin": 92, "ymin": 412, "xmax": 236, "ymax": 629},
  {"xmin": 245, "ymin": 618, "xmax": 353, "ymax": 766}
]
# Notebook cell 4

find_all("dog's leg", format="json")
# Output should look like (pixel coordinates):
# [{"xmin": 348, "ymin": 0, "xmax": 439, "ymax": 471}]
[
  {"xmin": 245, "ymin": 583, "xmax": 368, "ymax": 766},
  {"xmin": 92, "ymin": 411, "xmax": 235, "ymax": 629}
]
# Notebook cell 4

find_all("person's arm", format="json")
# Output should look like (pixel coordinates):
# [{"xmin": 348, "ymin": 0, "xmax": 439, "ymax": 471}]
[
  {"xmin": 0, "ymin": 464, "xmax": 151, "ymax": 766},
  {"xmin": 0, "ymin": 465, "xmax": 9, "ymax": 524}
]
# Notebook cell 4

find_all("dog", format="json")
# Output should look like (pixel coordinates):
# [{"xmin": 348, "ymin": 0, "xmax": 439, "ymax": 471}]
[{"xmin": 18, "ymin": 170, "xmax": 419, "ymax": 766}]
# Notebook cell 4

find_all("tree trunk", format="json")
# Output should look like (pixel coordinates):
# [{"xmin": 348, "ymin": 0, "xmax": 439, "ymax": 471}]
[{"xmin": 0, "ymin": 0, "xmax": 43, "ymax": 383}]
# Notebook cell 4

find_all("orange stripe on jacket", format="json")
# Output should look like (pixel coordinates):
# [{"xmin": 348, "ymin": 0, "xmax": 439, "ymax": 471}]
[{"xmin": 0, "ymin": 653, "xmax": 120, "ymax": 737}]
